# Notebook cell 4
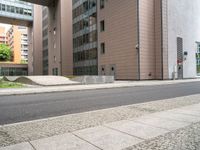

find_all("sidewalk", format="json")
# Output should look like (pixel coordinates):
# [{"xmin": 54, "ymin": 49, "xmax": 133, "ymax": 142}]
[
  {"xmin": 0, "ymin": 79, "xmax": 200, "ymax": 96},
  {"xmin": 1, "ymin": 103, "xmax": 200, "ymax": 150}
]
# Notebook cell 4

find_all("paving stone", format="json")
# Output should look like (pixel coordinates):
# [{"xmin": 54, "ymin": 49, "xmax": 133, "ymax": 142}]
[
  {"xmin": 131, "ymin": 116, "xmax": 190, "ymax": 131},
  {"xmin": 0, "ymin": 142, "xmax": 33, "ymax": 150},
  {"xmin": 73, "ymin": 126, "xmax": 143, "ymax": 150},
  {"xmin": 169, "ymin": 109, "xmax": 200, "ymax": 117},
  {"xmin": 183, "ymin": 104, "xmax": 200, "ymax": 110},
  {"xmin": 30, "ymin": 133, "xmax": 99, "ymax": 150},
  {"xmin": 105, "ymin": 120, "xmax": 169, "ymax": 140},
  {"xmin": 1, "ymin": 99, "xmax": 200, "ymax": 148},
  {"xmin": 125, "ymin": 122, "xmax": 200, "ymax": 150},
  {"xmin": 150, "ymin": 111, "xmax": 200, "ymax": 123}
]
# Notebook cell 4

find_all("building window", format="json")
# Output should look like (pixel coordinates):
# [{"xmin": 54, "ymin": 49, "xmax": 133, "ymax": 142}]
[
  {"xmin": 101, "ymin": 65, "xmax": 106, "ymax": 75},
  {"xmin": 53, "ymin": 68, "xmax": 58, "ymax": 75},
  {"xmin": 196, "ymin": 42, "xmax": 200, "ymax": 75},
  {"xmin": 100, "ymin": 20, "xmax": 105, "ymax": 32},
  {"xmin": 101, "ymin": 42, "xmax": 105, "ymax": 54},
  {"xmin": 100, "ymin": 0, "xmax": 105, "ymax": 9},
  {"xmin": 53, "ymin": 27, "xmax": 56, "ymax": 35}
]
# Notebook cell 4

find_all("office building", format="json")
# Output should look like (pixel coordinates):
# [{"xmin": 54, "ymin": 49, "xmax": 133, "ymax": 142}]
[{"xmin": 73, "ymin": 0, "xmax": 200, "ymax": 80}]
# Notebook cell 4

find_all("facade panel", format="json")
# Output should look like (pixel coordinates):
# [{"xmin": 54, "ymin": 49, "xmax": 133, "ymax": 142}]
[{"xmin": 98, "ymin": 0, "xmax": 138, "ymax": 80}]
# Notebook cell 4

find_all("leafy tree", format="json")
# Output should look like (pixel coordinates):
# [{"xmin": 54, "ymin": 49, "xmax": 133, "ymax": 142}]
[{"xmin": 0, "ymin": 44, "xmax": 11, "ymax": 61}]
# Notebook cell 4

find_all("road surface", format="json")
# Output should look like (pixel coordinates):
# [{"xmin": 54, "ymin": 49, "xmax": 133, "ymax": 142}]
[{"xmin": 0, "ymin": 81, "xmax": 200, "ymax": 125}]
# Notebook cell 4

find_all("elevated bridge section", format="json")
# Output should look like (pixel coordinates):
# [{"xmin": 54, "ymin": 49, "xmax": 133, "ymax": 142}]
[
  {"xmin": 0, "ymin": 0, "xmax": 33, "ymax": 26},
  {"xmin": 21, "ymin": 0, "xmax": 54, "ymax": 6}
]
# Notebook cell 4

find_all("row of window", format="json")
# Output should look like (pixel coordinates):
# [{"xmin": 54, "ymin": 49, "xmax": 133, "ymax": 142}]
[
  {"xmin": 73, "ymin": 30, "xmax": 97, "ymax": 48},
  {"xmin": 52, "ymin": 68, "xmax": 58, "ymax": 75},
  {"xmin": 43, "ymin": 28, "xmax": 48, "ymax": 38},
  {"xmin": 42, "ymin": 18, "xmax": 48, "ymax": 28},
  {"xmin": 73, "ymin": 0, "xmax": 79, "ymax": 5},
  {"xmin": 99, "ymin": 0, "xmax": 106, "ymax": 54},
  {"xmin": 0, "ymin": 67, "xmax": 27, "ymax": 76},
  {"xmin": 42, "ymin": 7, "xmax": 48, "ymax": 18},
  {"xmin": 196, "ymin": 59, "xmax": 200, "ymax": 65},
  {"xmin": 42, "ymin": 7, "xmax": 49, "ymax": 74},
  {"xmin": 73, "ymin": 13, "xmax": 96, "ymax": 34},
  {"xmin": 0, "ymin": 3, "xmax": 32, "ymax": 16},
  {"xmin": 43, "ymin": 39, "xmax": 48, "ymax": 47},
  {"xmin": 73, "ymin": 65, "xmax": 98, "ymax": 75},
  {"xmin": 100, "ymin": 0, "xmax": 105, "ymax": 9},
  {"xmin": 73, "ymin": 0, "xmax": 98, "ymax": 76},
  {"xmin": 73, "ymin": 0, "xmax": 96, "ymax": 18},
  {"xmin": 73, "ymin": 48, "xmax": 97, "ymax": 62},
  {"xmin": 42, "ymin": 50, "xmax": 48, "ymax": 75}
]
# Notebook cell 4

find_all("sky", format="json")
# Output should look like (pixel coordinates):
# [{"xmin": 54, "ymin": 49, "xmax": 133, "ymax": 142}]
[{"xmin": 0, "ymin": 23, "xmax": 12, "ymax": 32}]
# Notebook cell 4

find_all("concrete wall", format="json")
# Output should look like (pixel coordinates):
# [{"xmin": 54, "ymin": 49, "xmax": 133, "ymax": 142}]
[
  {"xmin": 98, "ymin": 0, "xmax": 139, "ymax": 80},
  {"xmin": 28, "ymin": 4, "xmax": 43, "ymax": 75},
  {"xmin": 153, "ymin": 0, "xmax": 169, "ymax": 80},
  {"xmin": 48, "ymin": 0, "xmax": 73, "ymax": 76},
  {"xmin": 48, "ymin": 1, "xmax": 62, "ymax": 75},
  {"xmin": 139, "ymin": 0, "xmax": 156, "ymax": 80},
  {"xmin": 162, "ymin": 0, "xmax": 169, "ymax": 79},
  {"xmin": 60, "ymin": 0, "xmax": 73, "ymax": 76},
  {"xmin": 28, "ymin": 26, "xmax": 33, "ymax": 75},
  {"xmin": 168, "ymin": 0, "xmax": 200, "ymax": 79},
  {"xmin": 154, "ymin": 0, "xmax": 163, "ymax": 80}
]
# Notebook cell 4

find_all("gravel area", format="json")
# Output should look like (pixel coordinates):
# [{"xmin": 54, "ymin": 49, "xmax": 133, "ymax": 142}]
[
  {"xmin": 125, "ymin": 122, "xmax": 200, "ymax": 150},
  {"xmin": 0, "ymin": 94, "xmax": 200, "ymax": 147}
]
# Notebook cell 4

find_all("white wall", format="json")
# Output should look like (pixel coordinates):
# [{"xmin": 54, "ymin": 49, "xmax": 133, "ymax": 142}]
[{"xmin": 168, "ymin": 0, "xmax": 200, "ymax": 78}]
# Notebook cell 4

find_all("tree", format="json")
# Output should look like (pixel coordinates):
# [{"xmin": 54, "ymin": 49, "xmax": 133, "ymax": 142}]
[{"xmin": 0, "ymin": 44, "xmax": 11, "ymax": 61}]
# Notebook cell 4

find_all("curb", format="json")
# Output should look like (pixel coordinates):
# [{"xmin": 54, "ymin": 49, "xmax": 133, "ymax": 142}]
[{"xmin": 0, "ymin": 79, "xmax": 200, "ymax": 96}]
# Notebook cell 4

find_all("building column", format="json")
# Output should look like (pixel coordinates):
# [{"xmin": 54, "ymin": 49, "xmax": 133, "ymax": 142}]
[
  {"xmin": 28, "ymin": 5, "xmax": 43, "ymax": 75},
  {"xmin": 47, "ymin": 0, "xmax": 73, "ymax": 76}
]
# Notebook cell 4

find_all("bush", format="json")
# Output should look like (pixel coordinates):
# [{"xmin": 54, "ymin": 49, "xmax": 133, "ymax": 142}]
[{"xmin": 0, "ymin": 44, "xmax": 11, "ymax": 61}]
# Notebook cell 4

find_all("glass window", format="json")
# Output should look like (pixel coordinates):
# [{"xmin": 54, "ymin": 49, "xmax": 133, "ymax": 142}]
[
  {"xmin": 196, "ymin": 43, "xmax": 200, "ymax": 75},
  {"xmin": 11, "ymin": 6, "xmax": 15, "ymax": 13},
  {"xmin": 100, "ymin": 0, "xmax": 105, "ymax": 9},
  {"xmin": 2, "ymin": 4, "xmax": 5, "ymax": 11},
  {"xmin": 101, "ymin": 43, "xmax": 105, "ymax": 54},
  {"xmin": 100, "ymin": 20, "xmax": 105, "ymax": 32},
  {"xmin": 7, "ymin": 5, "xmax": 11, "ymax": 12},
  {"xmin": 53, "ymin": 68, "xmax": 58, "ymax": 75}
]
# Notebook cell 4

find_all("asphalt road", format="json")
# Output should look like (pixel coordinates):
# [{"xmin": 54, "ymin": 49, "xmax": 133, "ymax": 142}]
[{"xmin": 0, "ymin": 81, "xmax": 200, "ymax": 125}]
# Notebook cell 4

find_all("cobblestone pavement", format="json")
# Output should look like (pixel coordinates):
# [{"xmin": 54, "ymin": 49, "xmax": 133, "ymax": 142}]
[
  {"xmin": 0, "ymin": 94, "xmax": 200, "ymax": 147},
  {"xmin": 125, "ymin": 122, "xmax": 200, "ymax": 150}
]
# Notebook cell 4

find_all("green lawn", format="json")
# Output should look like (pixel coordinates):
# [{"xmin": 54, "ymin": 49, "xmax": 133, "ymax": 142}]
[{"xmin": 0, "ymin": 81, "xmax": 23, "ymax": 88}]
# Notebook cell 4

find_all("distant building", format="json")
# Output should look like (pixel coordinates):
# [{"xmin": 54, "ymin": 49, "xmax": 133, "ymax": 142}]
[
  {"xmin": 6, "ymin": 25, "xmax": 28, "ymax": 64},
  {"xmin": 0, "ymin": 26, "xmax": 7, "ymax": 44},
  {"xmin": 0, "ymin": 63, "xmax": 28, "ymax": 76}
]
